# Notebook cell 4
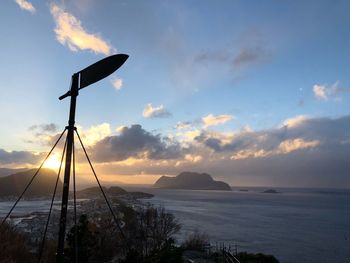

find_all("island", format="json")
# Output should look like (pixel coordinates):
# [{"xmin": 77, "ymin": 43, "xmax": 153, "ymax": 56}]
[
  {"xmin": 154, "ymin": 172, "xmax": 231, "ymax": 191},
  {"xmin": 76, "ymin": 186, "xmax": 154, "ymax": 199},
  {"xmin": 262, "ymin": 189, "xmax": 280, "ymax": 194}
]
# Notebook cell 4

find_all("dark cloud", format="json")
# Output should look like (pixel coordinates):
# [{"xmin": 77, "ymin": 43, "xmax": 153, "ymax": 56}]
[
  {"xmin": 192, "ymin": 115, "xmax": 350, "ymax": 187},
  {"xmin": 28, "ymin": 123, "xmax": 59, "ymax": 133},
  {"xmin": 194, "ymin": 45, "xmax": 269, "ymax": 71},
  {"xmin": 0, "ymin": 149, "xmax": 43, "ymax": 165},
  {"xmin": 233, "ymin": 47, "xmax": 267, "ymax": 67},
  {"xmin": 148, "ymin": 110, "xmax": 172, "ymax": 119},
  {"xmin": 196, "ymin": 116, "xmax": 350, "ymax": 153},
  {"xmin": 25, "ymin": 123, "xmax": 61, "ymax": 146},
  {"xmin": 91, "ymin": 124, "xmax": 184, "ymax": 162}
]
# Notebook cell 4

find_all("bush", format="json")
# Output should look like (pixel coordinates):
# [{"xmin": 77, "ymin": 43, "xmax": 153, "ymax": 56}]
[
  {"xmin": 0, "ymin": 222, "xmax": 36, "ymax": 263},
  {"xmin": 182, "ymin": 230, "xmax": 209, "ymax": 251}
]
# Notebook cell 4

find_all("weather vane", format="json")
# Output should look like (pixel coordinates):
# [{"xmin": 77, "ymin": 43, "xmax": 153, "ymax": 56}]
[{"xmin": 1, "ymin": 54, "xmax": 129, "ymax": 263}]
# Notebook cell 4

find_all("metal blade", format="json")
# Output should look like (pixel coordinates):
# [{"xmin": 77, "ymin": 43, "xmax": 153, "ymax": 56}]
[{"xmin": 78, "ymin": 54, "xmax": 129, "ymax": 90}]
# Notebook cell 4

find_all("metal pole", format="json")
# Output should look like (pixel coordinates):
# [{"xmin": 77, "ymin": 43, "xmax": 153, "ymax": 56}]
[{"xmin": 56, "ymin": 73, "xmax": 79, "ymax": 262}]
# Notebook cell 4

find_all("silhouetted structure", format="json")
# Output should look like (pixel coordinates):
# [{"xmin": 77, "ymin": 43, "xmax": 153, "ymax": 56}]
[{"xmin": 0, "ymin": 54, "xmax": 128, "ymax": 263}]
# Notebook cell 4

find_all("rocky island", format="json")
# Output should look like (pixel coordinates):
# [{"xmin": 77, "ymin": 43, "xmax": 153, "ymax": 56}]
[
  {"xmin": 77, "ymin": 186, "xmax": 154, "ymax": 199},
  {"xmin": 262, "ymin": 189, "xmax": 280, "ymax": 194},
  {"xmin": 154, "ymin": 172, "xmax": 231, "ymax": 191}
]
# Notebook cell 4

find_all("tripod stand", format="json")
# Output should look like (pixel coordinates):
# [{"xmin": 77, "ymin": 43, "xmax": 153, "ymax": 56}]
[{"xmin": 0, "ymin": 54, "xmax": 129, "ymax": 263}]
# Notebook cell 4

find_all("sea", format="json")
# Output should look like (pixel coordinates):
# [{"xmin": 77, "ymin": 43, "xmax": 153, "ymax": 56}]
[
  {"xmin": 124, "ymin": 186, "xmax": 350, "ymax": 263},
  {"xmin": 1, "ymin": 186, "xmax": 350, "ymax": 263}
]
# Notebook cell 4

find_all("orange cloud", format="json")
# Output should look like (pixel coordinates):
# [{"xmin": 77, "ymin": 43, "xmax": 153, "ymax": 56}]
[
  {"xmin": 202, "ymin": 114, "xmax": 234, "ymax": 128},
  {"xmin": 50, "ymin": 4, "xmax": 113, "ymax": 55}
]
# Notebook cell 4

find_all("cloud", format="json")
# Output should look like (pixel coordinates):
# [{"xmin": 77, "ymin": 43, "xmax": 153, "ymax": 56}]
[
  {"xmin": 282, "ymin": 115, "xmax": 309, "ymax": 128},
  {"xmin": 233, "ymin": 46, "xmax": 266, "ymax": 68},
  {"xmin": 194, "ymin": 46, "xmax": 267, "ymax": 70},
  {"xmin": 175, "ymin": 121, "xmax": 192, "ymax": 130},
  {"xmin": 91, "ymin": 124, "xmax": 184, "ymax": 162},
  {"xmin": 112, "ymin": 78, "xmax": 123, "ymax": 90},
  {"xmin": 6, "ymin": 114, "xmax": 350, "ymax": 188},
  {"xmin": 193, "ymin": 30, "xmax": 269, "ymax": 73},
  {"xmin": 29, "ymin": 123, "xmax": 59, "ymax": 133},
  {"xmin": 313, "ymin": 84, "xmax": 327, "ymax": 100},
  {"xmin": 50, "ymin": 4, "xmax": 113, "ymax": 55},
  {"xmin": 278, "ymin": 138, "xmax": 320, "ymax": 154},
  {"xmin": 313, "ymin": 81, "xmax": 344, "ymax": 101},
  {"xmin": 143, "ymin": 103, "xmax": 172, "ymax": 118},
  {"xmin": 25, "ymin": 123, "xmax": 60, "ymax": 145},
  {"xmin": 0, "ymin": 149, "xmax": 43, "ymax": 165},
  {"xmin": 202, "ymin": 114, "xmax": 234, "ymax": 128},
  {"xmin": 77, "ymin": 123, "xmax": 111, "ymax": 147},
  {"xmin": 196, "ymin": 115, "xmax": 350, "ymax": 158},
  {"xmin": 15, "ymin": 0, "xmax": 35, "ymax": 13}
]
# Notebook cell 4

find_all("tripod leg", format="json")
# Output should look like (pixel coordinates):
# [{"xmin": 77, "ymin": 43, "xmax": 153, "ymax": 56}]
[
  {"xmin": 1, "ymin": 128, "xmax": 67, "ymax": 226},
  {"xmin": 72, "ymin": 134, "xmax": 79, "ymax": 263},
  {"xmin": 74, "ymin": 129, "xmax": 127, "ymax": 242},
  {"xmin": 38, "ymin": 136, "xmax": 68, "ymax": 263}
]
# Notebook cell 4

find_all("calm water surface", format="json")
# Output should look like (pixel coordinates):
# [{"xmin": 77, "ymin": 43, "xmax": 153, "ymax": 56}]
[
  {"xmin": 124, "ymin": 186, "xmax": 350, "ymax": 263},
  {"xmin": 1, "ymin": 187, "xmax": 349, "ymax": 262}
]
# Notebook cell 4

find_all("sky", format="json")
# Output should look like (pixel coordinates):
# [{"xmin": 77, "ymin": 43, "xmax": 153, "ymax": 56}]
[{"xmin": 0, "ymin": 0, "xmax": 349, "ymax": 187}]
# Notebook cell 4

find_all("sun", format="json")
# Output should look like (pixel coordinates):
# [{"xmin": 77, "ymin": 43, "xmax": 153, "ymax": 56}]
[{"xmin": 43, "ymin": 153, "xmax": 62, "ymax": 170}]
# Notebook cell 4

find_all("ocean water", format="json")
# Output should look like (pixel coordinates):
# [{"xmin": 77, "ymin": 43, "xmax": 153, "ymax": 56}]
[
  {"xmin": 124, "ymin": 186, "xmax": 350, "ymax": 263},
  {"xmin": 1, "ymin": 187, "xmax": 349, "ymax": 262}
]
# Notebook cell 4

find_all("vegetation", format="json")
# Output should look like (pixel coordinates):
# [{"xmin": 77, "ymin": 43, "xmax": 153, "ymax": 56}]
[
  {"xmin": 61, "ymin": 204, "xmax": 182, "ymax": 262},
  {"xmin": 182, "ymin": 230, "xmax": 209, "ymax": 251},
  {"xmin": 0, "ymin": 203, "xmax": 279, "ymax": 263},
  {"xmin": 0, "ymin": 222, "xmax": 36, "ymax": 263}
]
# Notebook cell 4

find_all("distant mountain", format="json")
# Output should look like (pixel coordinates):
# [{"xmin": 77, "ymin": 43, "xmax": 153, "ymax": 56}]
[
  {"xmin": 0, "ymin": 168, "xmax": 62, "ymax": 198},
  {"xmin": 154, "ymin": 172, "xmax": 231, "ymax": 191},
  {"xmin": 0, "ymin": 168, "xmax": 28, "ymax": 178}
]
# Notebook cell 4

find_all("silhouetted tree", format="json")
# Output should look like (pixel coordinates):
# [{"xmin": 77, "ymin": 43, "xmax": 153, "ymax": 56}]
[
  {"xmin": 65, "ymin": 214, "xmax": 99, "ymax": 262},
  {"xmin": 111, "ymin": 204, "xmax": 181, "ymax": 262}
]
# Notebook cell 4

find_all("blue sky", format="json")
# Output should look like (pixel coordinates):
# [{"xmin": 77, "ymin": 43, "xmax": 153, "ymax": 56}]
[{"xmin": 0, "ymin": 0, "xmax": 349, "ymax": 187}]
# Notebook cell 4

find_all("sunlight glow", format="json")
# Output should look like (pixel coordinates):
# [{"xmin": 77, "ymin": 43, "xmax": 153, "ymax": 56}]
[{"xmin": 43, "ymin": 153, "xmax": 62, "ymax": 170}]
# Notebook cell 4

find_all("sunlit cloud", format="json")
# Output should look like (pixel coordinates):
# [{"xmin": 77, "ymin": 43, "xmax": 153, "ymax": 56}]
[
  {"xmin": 3, "ymin": 115, "xmax": 350, "ymax": 188},
  {"xmin": 50, "ymin": 4, "xmax": 113, "ymax": 55},
  {"xmin": 202, "ymin": 114, "xmax": 234, "ymax": 128},
  {"xmin": 15, "ymin": 0, "xmax": 35, "ymax": 13},
  {"xmin": 116, "ymin": 125, "xmax": 127, "ymax": 133},
  {"xmin": 184, "ymin": 154, "xmax": 203, "ymax": 163},
  {"xmin": 313, "ymin": 81, "xmax": 343, "ymax": 101},
  {"xmin": 143, "ymin": 103, "xmax": 172, "ymax": 118},
  {"xmin": 112, "ymin": 78, "xmax": 123, "ymax": 90},
  {"xmin": 176, "ymin": 129, "xmax": 201, "ymax": 142},
  {"xmin": 282, "ymin": 115, "xmax": 309, "ymax": 128},
  {"xmin": 230, "ymin": 149, "xmax": 269, "ymax": 160},
  {"xmin": 77, "ymin": 123, "xmax": 111, "ymax": 147},
  {"xmin": 278, "ymin": 138, "xmax": 320, "ymax": 154}
]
